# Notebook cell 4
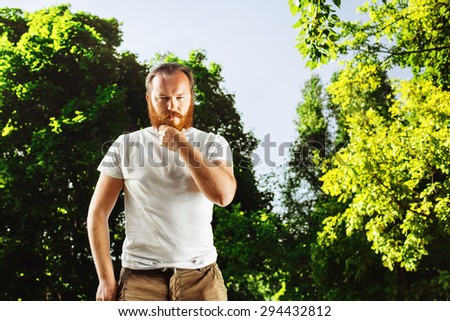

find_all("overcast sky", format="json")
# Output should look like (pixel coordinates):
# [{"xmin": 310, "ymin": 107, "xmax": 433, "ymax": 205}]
[{"xmin": 1, "ymin": 0, "xmax": 363, "ymax": 175}]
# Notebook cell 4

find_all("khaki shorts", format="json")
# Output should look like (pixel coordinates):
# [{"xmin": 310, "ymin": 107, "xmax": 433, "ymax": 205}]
[{"xmin": 117, "ymin": 263, "xmax": 227, "ymax": 301}]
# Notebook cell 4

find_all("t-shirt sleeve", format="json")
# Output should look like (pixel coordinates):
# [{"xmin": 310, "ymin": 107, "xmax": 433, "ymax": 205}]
[
  {"xmin": 207, "ymin": 134, "xmax": 233, "ymax": 167},
  {"xmin": 97, "ymin": 135, "xmax": 124, "ymax": 179}
]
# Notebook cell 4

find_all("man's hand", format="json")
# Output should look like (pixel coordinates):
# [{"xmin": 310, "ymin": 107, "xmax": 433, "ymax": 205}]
[
  {"xmin": 96, "ymin": 279, "xmax": 118, "ymax": 301},
  {"xmin": 158, "ymin": 125, "xmax": 187, "ymax": 151}
]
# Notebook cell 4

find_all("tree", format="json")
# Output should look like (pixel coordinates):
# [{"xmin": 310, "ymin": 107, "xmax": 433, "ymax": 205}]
[
  {"xmin": 322, "ymin": 77, "xmax": 450, "ymax": 299},
  {"xmin": 0, "ymin": 5, "xmax": 138, "ymax": 299},
  {"xmin": 1, "ymin": 5, "xmax": 275, "ymax": 300},
  {"xmin": 279, "ymin": 74, "xmax": 398, "ymax": 300},
  {"xmin": 286, "ymin": 0, "xmax": 450, "ymax": 299},
  {"xmin": 277, "ymin": 76, "xmax": 331, "ymax": 299}
]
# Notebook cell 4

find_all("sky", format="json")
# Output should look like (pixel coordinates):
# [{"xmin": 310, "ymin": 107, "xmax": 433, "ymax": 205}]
[{"xmin": 0, "ymin": 0, "xmax": 361, "ymax": 176}]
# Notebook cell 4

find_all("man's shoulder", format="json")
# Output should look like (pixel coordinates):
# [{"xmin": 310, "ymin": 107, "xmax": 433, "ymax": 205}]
[
  {"xmin": 189, "ymin": 127, "xmax": 225, "ymax": 141},
  {"xmin": 120, "ymin": 127, "xmax": 157, "ymax": 141}
]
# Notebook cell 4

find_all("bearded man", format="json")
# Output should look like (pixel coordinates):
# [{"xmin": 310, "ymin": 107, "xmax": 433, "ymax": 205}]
[{"xmin": 87, "ymin": 62, "xmax": 236, "ymax": 301}]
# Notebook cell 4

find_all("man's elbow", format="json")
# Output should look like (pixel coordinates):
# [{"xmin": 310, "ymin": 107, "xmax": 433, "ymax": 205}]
[
  {"xmin": 215, "ymin": 193, "xmax": 233, "ymax": 207},
  {"xmin": 215, "ymin": 182, "xmax": 237, "ymax": 207}
]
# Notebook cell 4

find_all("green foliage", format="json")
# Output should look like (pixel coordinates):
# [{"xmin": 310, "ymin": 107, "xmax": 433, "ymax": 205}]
[
  {"xmin": 214, "ymin": 205, "xmax": 289, "ymax": 300},
  {"xmin": 289, "ymin": 0, "xmax": 342, "ymax": 69},
  {"xmin": 352, "ymin": 0, "xmax": 450, "ymax": 88},
  {"xmin": 285, "ymin": 0, "xmax": 450, "ymax": 300},
  {"xmin": 283, "ymin": 73, "xmax": 450, "ymax": 299},
  {"xmin": 291, "ymin": 0, "xmax": 450, "ymax": 86},
  {"xmin": 278, "ymin": 76, "xmax": 335, "ymax": 300},
  {"xmin": 295, "ymin": 75, "xmax": 327, "ymax": 141},
  {"xmin": 0, "ymin": 5, "xmax": 135, "ymax": 300},
  {"xmin": 322, "ymin": 80, "xmax": 450, "ymax": 271}
]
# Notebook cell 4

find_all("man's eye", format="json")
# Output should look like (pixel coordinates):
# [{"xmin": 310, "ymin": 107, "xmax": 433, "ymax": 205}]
[
  {"xmin": 158, "ymin": 97, "xmax": 169, "ymax": 101},
  {"xmin": 177, "ymin": 96, "xmax": 185, "ymax": 100}
]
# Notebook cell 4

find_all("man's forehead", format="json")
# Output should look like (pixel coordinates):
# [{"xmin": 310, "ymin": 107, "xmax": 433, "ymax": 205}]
[{"xmin": 153, "ymin": 71, "xmax": 189, "ymax": 83}]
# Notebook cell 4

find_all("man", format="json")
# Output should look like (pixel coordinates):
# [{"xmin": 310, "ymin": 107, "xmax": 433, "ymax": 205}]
[{"xmin": 87, "ymin": 62, "xmax": 236, "ymax": 301}]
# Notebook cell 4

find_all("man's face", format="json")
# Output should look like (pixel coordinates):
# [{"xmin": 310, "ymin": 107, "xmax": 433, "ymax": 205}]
[{"xmin": 146, "ymin": 71, "xmax": 194, "ymax": 131}]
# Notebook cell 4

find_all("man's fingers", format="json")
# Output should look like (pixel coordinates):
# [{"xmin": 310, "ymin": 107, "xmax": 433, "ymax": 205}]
[
  {"xmin": 158, "ymin": 125, "xmax": 179, "ymax": 148},
  {"xmin": 158, "ymin": 124, "xmax": 172, "ymax": 132},
  {"xmin": 158, "ymin": 125, "xmax": 186, "ymax": 151}
]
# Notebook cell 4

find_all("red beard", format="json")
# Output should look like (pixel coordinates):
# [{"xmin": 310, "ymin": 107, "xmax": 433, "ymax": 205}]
[{"xmin": 148, "ymin": 101, "xmax": 194, "ymax": 131}]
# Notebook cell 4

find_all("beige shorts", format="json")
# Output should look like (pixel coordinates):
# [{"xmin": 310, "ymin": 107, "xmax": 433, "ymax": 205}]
[{"xmin": 117, "ymin": 262, "xmax": 227, "ymax": 301}]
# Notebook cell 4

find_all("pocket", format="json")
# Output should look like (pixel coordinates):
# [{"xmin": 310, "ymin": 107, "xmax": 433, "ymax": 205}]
[
  {"xmin": 212, "ymin": 264, "xmax": 225, "ymax": 282},
  {"xmin": 117, "ymin": 268, "xmax": 131, "ymax": 301},
  {"xmin": 211, "ymin": 264, "xmax": 228, "ymax": 299}
]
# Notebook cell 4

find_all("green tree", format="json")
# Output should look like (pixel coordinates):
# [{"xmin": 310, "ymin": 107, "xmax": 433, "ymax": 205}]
[
  {"xmin": 1, "ymin": 5, "xmax": 275, "ymax": 300},
  {"xmin": 286, "ymin": 0, "xmax": 450, "ymax": 299},
  {"xmin": 0, "ymin": 5, "xmax": 137, "ymax": 299},
  {"xmin": 280, "ymin": 74, "xmax": 397, "ymax": 300},
  {"xmin": 322, "ymin": 77, "xmax": 450, "ymax": 299},
  {"xmin": 278, "ymin": 75, "xmax": 331, "ymax": 299}
]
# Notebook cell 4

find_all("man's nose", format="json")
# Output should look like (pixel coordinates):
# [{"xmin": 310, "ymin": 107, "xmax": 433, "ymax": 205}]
[{"xmin": 167, "ymin": 96, "xmax": 179, "ymax": 111}]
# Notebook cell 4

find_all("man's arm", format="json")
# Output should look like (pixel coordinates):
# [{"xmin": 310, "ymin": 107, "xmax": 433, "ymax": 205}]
[
  {"xmin": 87, "ymin": 173, "xmax": 124, "ymax": 300},
  {"xmin": 159, "ymin": 125, "xmax": 237, "ymax": 206}
]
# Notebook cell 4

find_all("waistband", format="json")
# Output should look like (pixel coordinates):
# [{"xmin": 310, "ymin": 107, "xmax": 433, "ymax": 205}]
[{"xmin": 121, "ymin": 262, "xmax": 217, "ymax": 278}]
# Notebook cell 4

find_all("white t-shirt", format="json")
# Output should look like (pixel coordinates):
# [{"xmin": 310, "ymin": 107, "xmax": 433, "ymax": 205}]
[{"xmin": 97, "ymin": 127, "xmax": 233, "ymax": 270}]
